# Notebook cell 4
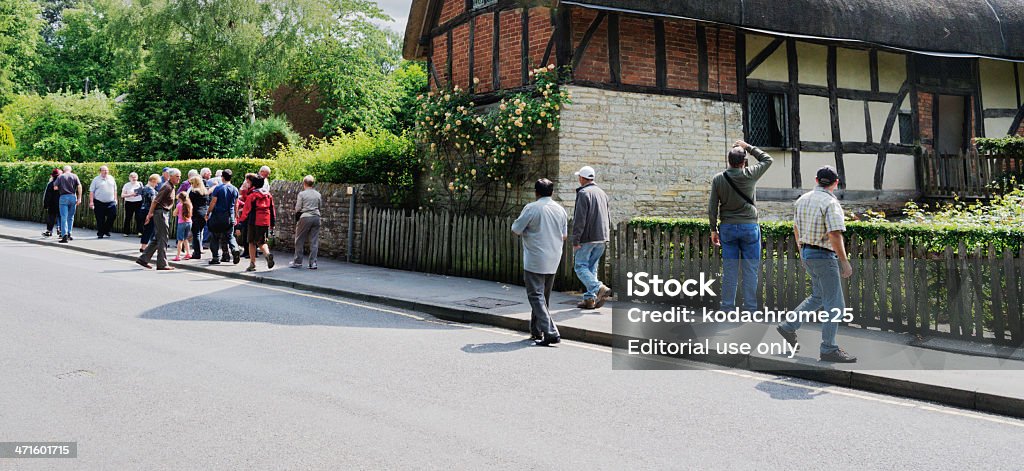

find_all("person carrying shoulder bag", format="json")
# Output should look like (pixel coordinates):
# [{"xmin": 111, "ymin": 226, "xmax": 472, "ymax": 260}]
[{"xmin": 708, "ymin": 139, "xmax": 773, "ymax": 312}]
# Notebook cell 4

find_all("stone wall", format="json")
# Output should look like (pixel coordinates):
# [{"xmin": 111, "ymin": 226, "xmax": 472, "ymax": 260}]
[
  {"xmin": 268, "ymin": 181, "xmax": 392, "ymax": 262},
  {"xmin": 555, "ymin": 85, "xmax": 744, "ymax": 222}
]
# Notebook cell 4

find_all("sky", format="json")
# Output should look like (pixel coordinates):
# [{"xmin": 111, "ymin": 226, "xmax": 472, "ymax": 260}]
[{"xmin": 375, "ymin": 0, "xmax": 413, "ymax": 34}]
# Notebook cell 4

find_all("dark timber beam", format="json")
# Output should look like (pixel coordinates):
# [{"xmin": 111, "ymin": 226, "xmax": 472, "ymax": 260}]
[
  {"xmin": 468, "ymin": 18, "xmax": 476, "ymax": 93},
  {"xmin": 1016, "ymin": 63, "xmax": 1022, "ymax": 109},
  {"xmin": 801, "ymin": 141, "xmax": 915, "ymax": 155},
  {"xmin": 555, "ymin": 5, "xmax": 572, "ymax": 69},
  {"xmin": 787, "ymin": 39, "xmax": 802, "ymax": 189},
  {"xmin": 864, "ymin": 101, "xmax": 873, "ymax": 143},
  {"xmin": 973, "ymin": 59, "xmax": 985, "ymax": 137},
  {"xmin": 521, "ymin": 8, "xmax": 530, "ymax": 86},
  {"xmin": 1009, "ymin": 105, "xmax": 1024, "ymax": 136},
  {"xmin": 654, "ymin": 19, "xmax": 667, "ymax": 89},
  {"xmin": 737, "ymin": 31, "xmax": 748, "ymax": 142},
  {"xmin": 828, "ymin": 46, "xmax": 845, "ymax": 189},
  {"xmin": 983, "ymin": 109, "xmax": 1020, "ymax": 119},
  {"xmin": 571, "ymin": 11, "xmax": 607, "ymax": 72},
  {"xmin": 446, "ymin": 30, "xmax": 453, "ymax": 87},
  {"xmin": 608, "ymin": 13, "xmax": 621, "ymax": 84},
  {"xmin": 869, "ymin": 50, "xmax": 879, "ymax": 93},
  {"xmin": 745, "ymin": 38, "xmax": 784, "ymax": 77},
  {"xmin": 874, "ymin": 81, "xmax": 911, "ymax": 189},
  {"xmin": 492, "ymin": 11, "xmax": 500, "ymax": 89},
  {"xmin": 697, "ymin": 25, "xmax": 709, "ymax": 91},
  {"xmin": 571, "ymin": 80, "xmax": 741, "ymax": 102},
  {"xmin": 746, "ymin": 79, "xmax": 899, "ymax": 102}
]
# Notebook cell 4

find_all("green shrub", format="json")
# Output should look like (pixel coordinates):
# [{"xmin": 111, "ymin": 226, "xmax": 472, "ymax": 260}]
[
  {"xmin": 630, "ymin": 217, "xmax": 1024, "ymax": 253},
  {"xmin": 975, "ymin": 136, "xmax": 1024, "ymax": 156},
  {"xmin": 0, "ymin": 158, "xmax": 273, "ymax": 193},
  {"xmin": 232, "ymin": 116, "xmax": 301, "ymax": 158},
  {"xmin": 274, "ymin": 131, "xmax": 417, "ymax": 205},
  {"xmin": 0, "ymin": 119, "xmax": 14, "ymax": 148},
  {"xmin": 1, "ymin": 92, "xmax": 118, "ymax": 162}
]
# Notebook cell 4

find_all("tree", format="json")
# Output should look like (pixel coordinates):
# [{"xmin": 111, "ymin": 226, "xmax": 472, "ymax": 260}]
[
  {"xmin": 0, "ymin": 0, "xmax": 44, "ymax": 105},
  {"xmin": 34, "ymin": 0, "xmax": 145, "ymax": 95},
  {"xmin": 141, "ymin": 0, "xmax": 387, "ymax": 124}
]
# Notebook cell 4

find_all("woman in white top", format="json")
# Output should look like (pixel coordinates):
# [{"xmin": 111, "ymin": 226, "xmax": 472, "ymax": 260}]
[{"xmin": 121, "ymin": 172, "xmax": 144, "ymax": 236}]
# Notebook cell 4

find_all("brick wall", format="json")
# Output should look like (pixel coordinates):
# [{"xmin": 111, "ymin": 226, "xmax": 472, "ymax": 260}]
[
  {"xmin": 498, "ymin": 9, "xmax": 524, "ymax": 88},
  {"xmin": 451, "ymin": 23, "xmax": 471, "ymax": 90},
  {"xmin": 664, "ymin": 20, "xmax": 699, "ymax": 90},
  {"xmin": 438, "ymin": 0, "xmax": 463, "ymax": 26},
  {"xmin": 706, "ymin": 28, "xmax": 738, "ymax": 94},
  {"xmin": 528, "ymin": 7, "xmax": 553, "ymax": 70},
  {"xmin": 432, "ymin": 34, "xmax": 450, "ymax": 90},
  {"xmin": 556, "ymin": 85, "xmax": 743, "ymax": 221},
  {"xmin": 269, "ymin": 181, "xmax": 393, "ymax": 262},
  {"xmin": 619, "ymin": 16, "xmax": 656, "ymax": 87},
  {"xmin": 918, "ymin": 93, "xmax": 934, "ymax": 148},
  {"xmin": 473, "ymin": 14, "xmax": 495, "ymax": 93},
  {"xmin": 572, "ymin": 8, "xmax": 610, "ymax": 83}
]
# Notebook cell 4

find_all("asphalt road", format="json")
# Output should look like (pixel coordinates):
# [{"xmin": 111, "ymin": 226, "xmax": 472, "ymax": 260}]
[{"xmin": 2, "ymin": 239, "xmax": 1023, "ymax": 470}]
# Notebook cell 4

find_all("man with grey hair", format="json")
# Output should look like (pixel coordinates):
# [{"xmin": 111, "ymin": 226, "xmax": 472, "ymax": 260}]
[
  {"xmin": 259, "ymin": 165, "xmax": 272, "ymax": 190},
  {"xmin": 200, "ymin": 168, "xmax": 212, "ymax": 185},
  {"xmin": 290, "ymin": 175, "xmax": 322, "ymax": 269},
  {"xmin": 572, "ymin": 165, "xmax": 611, "ymax": 310},
  {"xmin": 178, "ymin": 169, "xmax": 199, "ymax": 194},
  {"xmin": 137, "ymin": 168, "xmax": 180, "ymax": 270},
  {"xmin": 56, "ymin": 165, "xmax": 82, "ymax": 243},
  {"xmin": 89, "ymin": 165, "xmax": 118, "ymax": 238}
]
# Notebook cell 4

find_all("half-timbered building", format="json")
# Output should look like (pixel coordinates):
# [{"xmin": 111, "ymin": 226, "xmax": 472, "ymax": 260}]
[{"xmin": 403, "ymin": 0, "xmax": 1024, "ymax": 219}]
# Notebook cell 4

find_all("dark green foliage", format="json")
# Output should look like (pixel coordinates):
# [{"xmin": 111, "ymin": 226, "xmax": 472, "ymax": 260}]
[
  {"xmin": 232, "ymin": 116, "xmax": 301, "ymax": 158},
  {"xmin": 975, "ymin": 137, "xmax": 1024, "ymax": 157},
  {"xmin": 1, "ymin": 92, "xmax": 118, "ymax": 162},
  {"xmin": 0, "ymin": 158, "xmax": 272, "ymax": 193}
]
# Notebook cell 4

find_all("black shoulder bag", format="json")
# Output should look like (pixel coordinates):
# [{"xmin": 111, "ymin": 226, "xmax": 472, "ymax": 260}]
[{"xmin": 721, "ymin": 172, "xmax": 755, "ymax": 207}]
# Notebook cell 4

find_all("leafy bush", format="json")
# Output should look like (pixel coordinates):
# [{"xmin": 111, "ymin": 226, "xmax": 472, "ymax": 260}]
[
  {"xmin": 631, "ymin": 217, "xmax": 1024, "ymax": 253},
  {"xmin": 0, "ymin": 92, "xmax": 118, "ymax": 161},
  {"xmin": 0, "ymin": 119, "xmax": 13, "ymax": 147},
  {"xmin": 0, "ymin": 158, "xmax": 272, "ymax": 193},
  {"xmin": 274, "ymin": 131, "xmax": 417, "ymax": 205},
  {"xmin": 232, "ymin": 116, "xmax": 301, "ymax": 158},
  {"xmin": 975, "ymin": 136, "xmax": 1024, "ymax": 156}
]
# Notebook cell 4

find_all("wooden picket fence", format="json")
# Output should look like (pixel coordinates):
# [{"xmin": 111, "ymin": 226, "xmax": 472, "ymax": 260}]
[{"xmin": 919, "ymin": 149, "xmax": 1023, "ymax": 198}]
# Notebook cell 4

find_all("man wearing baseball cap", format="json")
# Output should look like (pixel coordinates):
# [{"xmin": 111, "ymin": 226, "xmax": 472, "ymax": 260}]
[
  {"xmin": 572, "ymin": 165, "xmax": 611, "ymax": 309},
  {"xmin": 776, "ymin": 166, "xmax": 856, "ymax": 362}
]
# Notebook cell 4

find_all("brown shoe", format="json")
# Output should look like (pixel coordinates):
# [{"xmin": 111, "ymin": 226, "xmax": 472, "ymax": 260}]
[
  {"xmin": 595, "ymin": 285, "xmax": 612, "ymax": 308},
  {"xmin": 577, "ymin": 298, "xmax": 597, "ymax": 310}
]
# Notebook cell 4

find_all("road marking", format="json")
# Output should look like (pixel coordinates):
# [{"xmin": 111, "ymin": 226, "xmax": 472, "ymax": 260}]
[{"xmin": 18, "ymin": 241, "xmax": 1024, "ymax": 428}]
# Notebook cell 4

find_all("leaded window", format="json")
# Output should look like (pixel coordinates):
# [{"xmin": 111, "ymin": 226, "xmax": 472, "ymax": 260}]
[{"xmin": 747, "ymin": 92, "xmax": 788, "ymax": 148}]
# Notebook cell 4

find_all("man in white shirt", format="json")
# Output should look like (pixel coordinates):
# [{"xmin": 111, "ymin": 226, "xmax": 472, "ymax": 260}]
[
  {"xmin": 89, "ymin": 166, "xmax": 118, "ymax": 239},
  {"xmin": 512, "ymin": 178, "xmax": 568, "ymax": 346}
]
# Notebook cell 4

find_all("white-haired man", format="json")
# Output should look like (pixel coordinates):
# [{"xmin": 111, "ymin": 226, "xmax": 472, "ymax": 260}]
[
  {"xmin": 259, "ymin": 165, "xmax": 272, "ymax": 190},
  {"xmin": 137, "ymin": 168, "xmax": 180, "ymax": 270},
  {"xmin": 89, "ymin": 165, "xmax": 118, "ymax": 239}
]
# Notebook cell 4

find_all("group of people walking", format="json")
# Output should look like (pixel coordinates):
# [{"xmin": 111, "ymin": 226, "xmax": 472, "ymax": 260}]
[
  {"xmin": 42, "ymin": 165, "xmax": 323, "ymax": 274},
  {"xmin": 511, "ymin": 165, "xmax": 612, "ymax": 347}
]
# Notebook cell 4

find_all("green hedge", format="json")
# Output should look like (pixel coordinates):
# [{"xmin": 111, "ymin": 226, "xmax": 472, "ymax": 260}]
[
  {"xmin": 975, "ymin": 136, "xmax": 1024, "ymax": 157},
  {"xmin": 0, "ymin": 159, "xmax": 273, "ymax": 193},
  {"xmin": 631, "ymin": 217, "xmax": 1024, "ymax": 252}
]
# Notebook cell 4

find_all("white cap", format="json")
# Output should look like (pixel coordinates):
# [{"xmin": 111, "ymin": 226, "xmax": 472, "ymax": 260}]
[{"xmin": 574, "ymin": 165, "xmax": 596, "ymax": 180}]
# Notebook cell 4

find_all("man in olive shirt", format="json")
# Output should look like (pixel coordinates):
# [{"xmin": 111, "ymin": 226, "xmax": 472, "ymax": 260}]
[
  {"xmin": 137, "ymin": 168, "xmax": 181, "ymax": 270},
  {"xmin": 708, "ymin": 139, "xmax": 773, "ymax": 312}
]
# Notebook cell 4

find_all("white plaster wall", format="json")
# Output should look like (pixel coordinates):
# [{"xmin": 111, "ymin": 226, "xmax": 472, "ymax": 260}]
[
  {"xmin": 800, "ymin": 95, "xmax": 832, "ymax": 141},
  {"xmin": 796, "ymin": 42, "xmax": 828, "ymax": 87},
  {"xmin": 756, "ymin": 149, "xmax": 795, "ymax": 189},
  {"xmin": 838, "ymin": 98, "xmax": 867, "ymax": 142},
  {"xmin": 986, "ymin": 117, "xmax": 1016, "ymax": 136},
  {"xmin": 876, "ymin": 51, "xmax": 907, "ymax": 93},
  {"xmin": 980, "ymin": 59, "xmax": 1018, "ymax": 110},
  {"xmin": 746, "ymin": 34, "xmax": 788, "ymax": 81},
  {"xmin": 867, "ymin": 101, "xmax": 892, "ymax": 141},
  {"xmin": 884, "ymin": 154, "xmax": 917, "ymax": 190},
  {"xmin": 836, "ymin": 48, "xmax": 871, "ymax": 90},
  {"xmin": 799, "ymin": 152, "xmax": 836, "ymax": 189}
]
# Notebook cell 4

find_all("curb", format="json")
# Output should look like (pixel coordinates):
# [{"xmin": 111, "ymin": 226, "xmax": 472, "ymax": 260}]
[{"xmin": 3, "ymin": 231, "xmax": 1022, "ymax": 419}]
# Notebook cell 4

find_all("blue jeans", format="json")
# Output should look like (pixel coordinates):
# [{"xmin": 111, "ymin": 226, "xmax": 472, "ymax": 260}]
[
  {"xmin": 58, "ymin": 194, "xmax": 77, "ymax": 237},
  {"xmin": 780, "ymin": 247, "xmax": 845, "ymax": 354},
  {"xmin": 719, "ymin": 223, "xmax": 761, "ymax": 311},
  {"xmin": 574, "ymin": 242, "xmax": 606, "ymax": 300}
]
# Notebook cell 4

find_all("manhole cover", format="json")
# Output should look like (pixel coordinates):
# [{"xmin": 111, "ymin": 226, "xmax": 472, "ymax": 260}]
[
  {"xmin": 454, "ymin": 297, "xmax": 522, "ymax": 309},
  {"xmin": 55, "ymin": 370, "xmax": 95, "ymax": 380}
]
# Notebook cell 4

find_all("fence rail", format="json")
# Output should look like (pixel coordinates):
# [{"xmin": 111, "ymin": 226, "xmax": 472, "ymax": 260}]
[{"xmin": 919, "ymin": 149, "xmax": 1023, "ymax": 199}]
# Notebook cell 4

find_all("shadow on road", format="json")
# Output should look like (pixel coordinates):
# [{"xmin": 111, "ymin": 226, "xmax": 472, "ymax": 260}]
[
  {"xmin": 461, "ymin": 340, "xmax": 535, "ymax": 354},
  {"xmin": 754, "ymin": 378, "xmax": 827, "ymax": 401},
  {"xmin": 138, "ymin": 285, "xmax": 457, "ymax": 330}
]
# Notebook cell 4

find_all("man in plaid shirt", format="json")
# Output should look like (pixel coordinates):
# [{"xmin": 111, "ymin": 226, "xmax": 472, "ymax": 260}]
[{"xmin": 776, "ymin": 166, "xmax": 857, "ymax": 363}]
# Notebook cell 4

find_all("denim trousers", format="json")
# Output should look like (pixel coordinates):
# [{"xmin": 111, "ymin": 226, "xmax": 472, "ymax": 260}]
[
  {"xmin": 58, "ymin": 194, "xmax": 77, "ymax": 236},
  {"xmin": 574, "ymin": 242, "xmax": 606, "ymax": 299},
  {"xmin": 719, "ymin": 223, "xmax": 761, "ymax": 311},
  {"xmin": 780, "ymin": 247, "xmax": 845, "ymax": 354}
]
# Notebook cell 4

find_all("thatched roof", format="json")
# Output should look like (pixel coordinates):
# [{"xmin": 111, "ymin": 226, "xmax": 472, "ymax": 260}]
[{"xmin": 404, "ymin": 0, "xmax": 1024, "ymax": 60}]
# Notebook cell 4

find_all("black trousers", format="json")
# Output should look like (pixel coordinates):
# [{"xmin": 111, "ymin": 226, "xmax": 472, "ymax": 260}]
[
  {"xmin": 94, "ymin": 201, "xmax": 117, "ymax": 236},
  {"xmin": 123, "ymin": 200, "xmax": 142, "ymax": 234},
  {"xmin": 45, "ymin": 205, "xmax": 59, "ymax": 232},
  {"xmin": 191, "ymin": 209, "xmax": 208, "ymax": 258}
]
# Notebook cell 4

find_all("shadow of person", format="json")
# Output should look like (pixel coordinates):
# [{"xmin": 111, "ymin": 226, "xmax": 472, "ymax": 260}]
[
  {"xmin": 461, "ymin": 339, "xmax": 535, "ymax": 354},
  {"xmin": 754, "ymin": 378, "xmax": 827, "ymax": 401}
]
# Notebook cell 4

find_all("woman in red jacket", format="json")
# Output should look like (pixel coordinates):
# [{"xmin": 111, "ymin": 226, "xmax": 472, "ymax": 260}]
[{"xmin": 240, "ymin": 174, "xmax": 276, "ymax": 272}]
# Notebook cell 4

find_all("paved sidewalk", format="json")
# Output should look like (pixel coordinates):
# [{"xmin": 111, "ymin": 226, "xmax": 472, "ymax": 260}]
[{"xmin": 2, "ymin": 217, "xmax": 1023, "ymax": 418}]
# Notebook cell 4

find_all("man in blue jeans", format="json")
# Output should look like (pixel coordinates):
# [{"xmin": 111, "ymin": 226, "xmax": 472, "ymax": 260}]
[
  {"xmin": 776, "ymin": 166, "xmax": 857, "ymax": 363},
  {"xmin": 55, "ymin": 166, "xmax": 82, "ymax": 244},
  {"xmin": 709, "ymin": 140, "xmax": 773, "ymax": 312},
  {"xmin": 572, "ymin": 166, "xmax": 611, "ymax": 310}
]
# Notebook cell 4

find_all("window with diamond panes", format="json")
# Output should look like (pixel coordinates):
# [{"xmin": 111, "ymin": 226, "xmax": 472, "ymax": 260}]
[{"xmin": 747, "ymin": 92, "xmax": 788, "ymax": 148}]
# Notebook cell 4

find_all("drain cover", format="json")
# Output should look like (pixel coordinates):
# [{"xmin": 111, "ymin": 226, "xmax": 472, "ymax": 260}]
[{"xmin": 454, "ymin": 297, "xmax": 522, "ymax": 309}]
